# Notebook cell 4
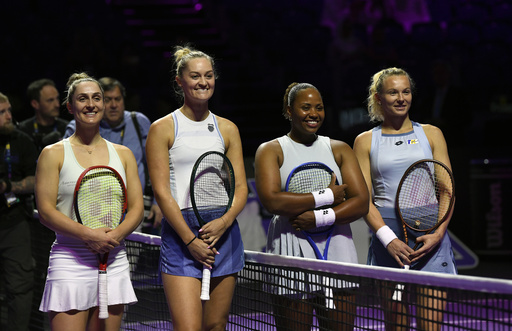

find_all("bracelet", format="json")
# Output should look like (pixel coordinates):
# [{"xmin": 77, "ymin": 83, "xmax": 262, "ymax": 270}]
[
  {"xmin": 376, "ymin": 225, "xmax": 398, "ymax": 248},
  {"xmin": 312, "ymin": 188, "xmax": 334, "ymax": 208},
  {"xmin": 314, "ymin": 208, "xmax": 336, "ymax": 227},
  {"xmin": 185, "ymin": 236, "xmax": 197, "ymax": 247}
]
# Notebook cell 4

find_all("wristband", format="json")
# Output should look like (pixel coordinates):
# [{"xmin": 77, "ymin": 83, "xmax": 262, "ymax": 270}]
[
  {"xmin": 376, "ymin": 225, "xmax": 397, "ymax": 248},
  {"xmin": 312, "ymin": 188, "xmax": 334, "ymax": 208},
  {"xmin": 185, "ymin": 236, "xmax": 196, "ymax": 247},
  {"xmin": 314, "ymin": 208, "xmax": 336, "ymax": 227}
]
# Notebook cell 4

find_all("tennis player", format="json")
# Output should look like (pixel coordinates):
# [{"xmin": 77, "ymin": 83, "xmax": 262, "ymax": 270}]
[
  {"xmin": 353, "ymin": 67, "xmax": 457, "ymax": 330},
  {"xmin": 145, "ymin": 45, "xmax": 247, "ymax": 330},
  {"xmin": 254, "ymin": 82, "xmax": 369, "ymax": 331},
  {"xmin": 35, "ymin": 72, "xmax": 143, "ymax": 330}
]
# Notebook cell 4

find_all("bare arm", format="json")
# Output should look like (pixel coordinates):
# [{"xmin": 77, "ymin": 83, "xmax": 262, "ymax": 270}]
[
  {"xmin": 254, "ymin": 140, "xmax": 346, "ymax": 217},
  {"xmin": 353, "ymin": 130, "xmax": 414, "ymax": 267},
  {"xmin": 199, "ymin": 116, "xmax": 248, "ymax": 248},
  {"xmin": 410, "ymin": 124, "xmax": 454, "ymax": 260},
  {"xmin": 35, "ymin": 143, "xmax": 120, "ymax": 254},
  {"xmin": 146, "ymin": 115, "xmax": 215, "ymax": 267},
  {"xmin": 109, "ymin": 144, "xmax": 144, "ymax": 241},
  {"xmin": 288, "ymin": 140, "xmax": 370, "ymax": 231}
]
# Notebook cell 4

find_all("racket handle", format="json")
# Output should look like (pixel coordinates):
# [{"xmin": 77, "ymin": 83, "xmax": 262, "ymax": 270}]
[
  {"xmin": 392, "ymin": 265, "xmax": 410, "ymax": 301},
  {"xmin": 322, "ymin": 276, "xmax": 336, "ymax": 310},
  {"xmin": 200, "ymin": 266, "xmax": 211, "ymax": 301},
  {"xmin": 98, "ymin": 271, "xmax": 109, "ymax": 319}
]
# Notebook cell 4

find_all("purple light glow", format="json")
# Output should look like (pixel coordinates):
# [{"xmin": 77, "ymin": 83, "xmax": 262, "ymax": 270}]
[{"xmin": 194, "ymin": 3, "xmax": 202, "ymax": 11}]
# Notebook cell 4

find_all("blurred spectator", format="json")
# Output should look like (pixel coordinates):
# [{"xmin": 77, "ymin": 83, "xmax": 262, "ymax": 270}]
[
  {"xmin": 63, "ymin": 77, "xmax": 162, "ymax": 232},
  {"xmin": 0, "ymin": 92, "xmax": 37, "ymax": 331},
  {"xmin": 18, "ymin": 79, "xmax": 68, "ymax": 153}
]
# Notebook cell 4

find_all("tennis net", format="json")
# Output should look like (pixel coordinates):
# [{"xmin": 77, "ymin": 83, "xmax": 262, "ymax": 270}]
[{"xmin": 123, "ymin": 232, "xmax": 512, "ymax": 331}]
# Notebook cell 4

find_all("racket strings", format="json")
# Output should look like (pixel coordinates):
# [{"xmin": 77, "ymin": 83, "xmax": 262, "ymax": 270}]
[
  {"xmin": 286, "ymin": 165, "xmax": 334, "ymax": 234},
  {"xmin": 398, "ymin": 162, "xmax": 454, "ymax": 232},
  {"xmin": 192, "ymin": 154, "xmax": 234, "ymax": 211},
  {"xmin": 76, "ymin": 170, "xmax": 125, "ymax": 229}
]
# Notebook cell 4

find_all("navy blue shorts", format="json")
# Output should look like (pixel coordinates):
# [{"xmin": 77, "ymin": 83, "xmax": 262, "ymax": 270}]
[
  {"xmin": 160, "ymin": 208, "xmax": 244, "ymax": 278},
  {"xmin": 367, "ymin": 207, "xmax": 457, "ymax": 274}
]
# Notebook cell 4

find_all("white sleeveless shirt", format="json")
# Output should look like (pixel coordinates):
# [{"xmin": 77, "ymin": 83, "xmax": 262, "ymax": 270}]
[
  {"xmin": 56, "ymin": 138, "xmax": 126, "ymax": 242},
  {"xmin": 169, "ymin": 109, "xmax": 225, "ymax": 209}
]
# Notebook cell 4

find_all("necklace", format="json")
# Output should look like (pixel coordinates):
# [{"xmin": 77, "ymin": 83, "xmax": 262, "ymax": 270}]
[{"xmin": 73, "ymin": 136, "xmax": 99, "ymax": 154}]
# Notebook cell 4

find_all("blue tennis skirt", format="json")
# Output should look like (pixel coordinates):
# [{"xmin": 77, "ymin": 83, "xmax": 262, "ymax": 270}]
[
  {"xmin": 367, "ymin": 207, "xmax": 457, "ymax": 274},
  {"xmin": 160, "ymin": 208, "xmax": 244, "ymax": 278}
]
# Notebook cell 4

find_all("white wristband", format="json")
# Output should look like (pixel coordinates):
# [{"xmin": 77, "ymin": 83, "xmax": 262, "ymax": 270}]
[
  {"xmin": 312, "ymin": 188, "xmax": 334, "ymax": 208},
  {"xmin": 314, "ymin": 208, "xmax": 336, "ymax": 227},
  {"xmin": 376, "ymin": 225, "xmax": 398, "ymax": 248}
]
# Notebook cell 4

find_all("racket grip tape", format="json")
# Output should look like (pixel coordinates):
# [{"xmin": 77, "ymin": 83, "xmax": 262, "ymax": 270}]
[
  {"xmin": 98, "ymin": 271, "xmax": 109, "ymax": 319},
  {"xmin": 200, "ymin": 267, "xmax": 211, "ymax": 301}
]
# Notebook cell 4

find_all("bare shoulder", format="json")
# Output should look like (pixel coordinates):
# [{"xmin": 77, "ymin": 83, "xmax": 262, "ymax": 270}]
[
  {"xmin": 215, "ymin": 115, "xmax": 239, "ymax": 133},
  {"xmin": 353, "ymin": 129, "xmax": 372, "ymax": 150},
  {"xmin": 112, "ymin": 142, "xmax": 132, "ymax": 155},
  {"xmin": 256, "ymin": 138, "xmax": 281, "ymax": 156},
  {"xmin": 421, "ymin": 123, "xmax": 444, "ymax": 138},
  {"xmin": 39, "ymin": 140, "xmax": 64, "ymax": 160},
  {"xmin": 151, "ymin": 113, "xmax": 174, "ymax": 131}
]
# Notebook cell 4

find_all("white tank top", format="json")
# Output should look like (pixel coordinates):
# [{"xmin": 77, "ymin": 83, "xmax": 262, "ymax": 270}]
[
  {"xmin": 169, "ymin": 109, "xmax": 225, "ymax": 209},
  {"xmin": 277, "ymin": 135, "xmax": 342, "ymax": 189},
  {"xmin": 56, "ymin": 138, "xmax": 126, "ymax": 225}
]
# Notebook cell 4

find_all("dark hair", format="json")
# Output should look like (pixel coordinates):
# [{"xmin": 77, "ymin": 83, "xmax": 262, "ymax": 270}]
[
  {"xmin": 98, "ymin": 77, "xmax": 126, "ymax": 98},
  {"xmin": 282, "ymin": 82, "xmax": 319, "ymax": 120},
  {"xmin": 27, "ymin": 78, "xmax": 57, "ymax": 102}
]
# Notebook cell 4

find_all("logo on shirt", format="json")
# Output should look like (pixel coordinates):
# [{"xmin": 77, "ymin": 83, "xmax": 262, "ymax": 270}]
[
  {"xmin": 208, "ymin": 123, "xmax": 214, "ymax": 132},
  {"xmin": 408, "ymin": 139, "xmax": 419, "ymax": 145},
  {"xmin": 395, "ymin": 141, "xmax": 403, "ymax": 146}
]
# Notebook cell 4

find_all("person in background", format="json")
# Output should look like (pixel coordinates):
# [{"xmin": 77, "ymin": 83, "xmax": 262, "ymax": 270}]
[
  {"xmin": 0, "ymin": 92, "xmax": 37, "ymax": 331},
  {"xmin": 64, "ymin": 77, "xmax": 162, "ymax": 232},
  {"xmin": 35, "ymin": 72, "xmax": 143, "ymax": 330},
  {"xmin": 146, "ymin": 45, "xmax": 247, "ymax": 331},
  {"xmin": 353, "ymin": 67, "xmax": 456, "ymax": 330},
  {"xmin": 18, "ymin": 79, "xmax": 68, "ymax": 153},
  {"xmin": 254, "ymin": 82, "xmax": 369, "ymax": 330}
]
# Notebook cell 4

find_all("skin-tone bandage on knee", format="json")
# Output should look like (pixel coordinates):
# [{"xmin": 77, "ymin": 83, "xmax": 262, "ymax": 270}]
[
  {"xmin": 312, "ymin": 188, "xmax": 334, "ymax": 208},
  {"xmin": 376, "ymin": 225, "xmax": 398, "ymax": 248},
  {"xmin": 314, "ymin": 208, "xmax": 336, "ymax": 227}
]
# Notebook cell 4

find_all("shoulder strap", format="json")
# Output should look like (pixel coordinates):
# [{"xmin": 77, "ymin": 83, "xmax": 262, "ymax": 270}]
[
  {"xmin": 131, "ymin": 111, "xmax": 143, "ymax": 149},
  {"xmin": 131, "ymin": 112, "xmax": 151, "ymax": 192}
]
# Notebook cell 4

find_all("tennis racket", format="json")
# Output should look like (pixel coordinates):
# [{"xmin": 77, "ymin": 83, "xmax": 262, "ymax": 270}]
[
  {"xmin": 74, "ymin": 166, "xmax": 127, "ymax": 319},
  {"xmin": 397, "ymin": 159, "xmax": 455, "ymax": 251},
  {"xmin": 285, "ymin": 162, "xmax": 338, "ymax": 309},
  {"xmin": 190, "ymin": 151, "xmax": 235, "ymax": 301}
]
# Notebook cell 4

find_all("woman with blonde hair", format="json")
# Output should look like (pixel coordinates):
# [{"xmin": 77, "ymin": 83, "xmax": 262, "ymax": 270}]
[
  {"xmin": 146, "ymin": 45, "xmax": 247, "ymax": 330},
  {"xmin": 354, "ymin": 67, "xmax": 457, "ymax": 330}
]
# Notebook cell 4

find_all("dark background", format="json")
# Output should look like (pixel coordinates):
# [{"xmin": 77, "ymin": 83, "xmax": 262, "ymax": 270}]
[{"xmin": 2, "ymin": 0, "xmax": 512, "ymax": 267}]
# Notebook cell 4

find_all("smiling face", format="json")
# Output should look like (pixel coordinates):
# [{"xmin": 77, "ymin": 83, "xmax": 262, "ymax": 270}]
[
  {"xmin": 287, "ymin": 87, "xmax": 324, "ymax": 142},
  {"xmin": 67, "ymin": 81, "xmax": 104, "ymax": 126},
  {"xmin": 176, "ymin": 57, "xmax": 215, "ymax": 104},
  {"xmin": 376, "ymin": 75, "xmax": 412, "ymax": 119}
]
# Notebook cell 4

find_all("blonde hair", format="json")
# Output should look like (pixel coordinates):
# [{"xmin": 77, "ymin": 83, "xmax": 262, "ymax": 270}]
[
  {"xmin": 64, "ymin": 72, "xmax": 103, "ymax": 105},
  {"xmin": 367, "ymin": 67, "xmax": 415, "ymax": 122},
  {"xmin": 0, "ymin": 92, "xmax": 9, "ymax": 103},
  {"xmin": 173, "ymin": 45, "xmax": 216, "ymax": 99}
]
